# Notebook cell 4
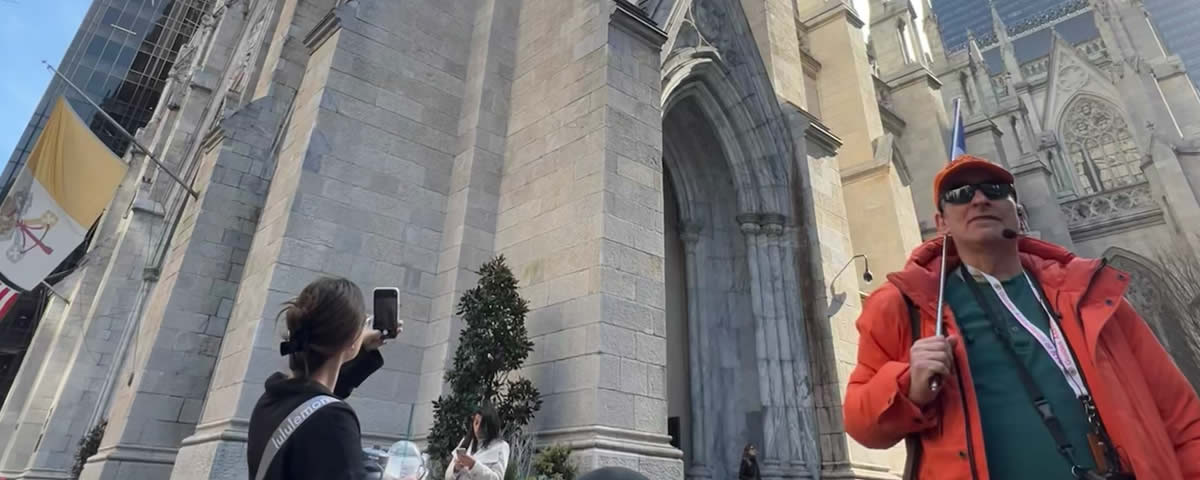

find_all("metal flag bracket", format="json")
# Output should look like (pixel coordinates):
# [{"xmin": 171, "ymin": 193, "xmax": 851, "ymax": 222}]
[{"xmin": 40, "ymin": 61, "xmax": 199, "ymax": 200}]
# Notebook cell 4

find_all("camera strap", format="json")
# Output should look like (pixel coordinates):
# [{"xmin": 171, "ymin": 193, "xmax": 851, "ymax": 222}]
[
  {"xmin": 963, "ymin": 264, "xmax": 1089, "ymax": 397},
  {"xmin": 958, "ymin": 264, "xmax": 1096, "ymax": 476},
  {"xmin": 254, "ymin": 395, "xmax": 342, "ymax": 480}
]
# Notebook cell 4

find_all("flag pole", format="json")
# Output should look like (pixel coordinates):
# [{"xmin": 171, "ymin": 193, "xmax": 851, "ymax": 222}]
[
  {"xmin": 40, "ymin": 61, "xmax": 199, "ymax": 199},
  {"xmin": 930, "ymin": 97, "xmax": 962, "ymax": 394},
  {"xmin": 935, "ymin": 96, "xmax": 962, "ymax": 341},
  {"xmin": 41, "ymin": 281, "xmax": 70, "ymax": 304}
]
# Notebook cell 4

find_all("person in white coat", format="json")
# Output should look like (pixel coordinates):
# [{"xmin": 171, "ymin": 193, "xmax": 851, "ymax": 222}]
[{"xmin": 445, "ymin": 405, "xmax": 509, "ymax": 480}]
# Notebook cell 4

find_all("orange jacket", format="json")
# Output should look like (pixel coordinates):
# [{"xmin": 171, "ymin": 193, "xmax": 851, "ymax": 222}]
[{"xmin": 843, "ymin": 236, "xmax": 1200, "ymax": 480}]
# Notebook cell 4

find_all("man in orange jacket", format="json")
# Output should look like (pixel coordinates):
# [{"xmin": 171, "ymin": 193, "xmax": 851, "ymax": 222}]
[{"xmin": 843, "ymin": 155, "xmax": 1200, "ymax": 480}]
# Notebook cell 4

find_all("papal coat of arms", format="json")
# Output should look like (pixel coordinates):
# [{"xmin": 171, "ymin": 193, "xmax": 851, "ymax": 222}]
[{"xmin": 0, "ymin": 187, "xmax": 58, "ymax": 263}]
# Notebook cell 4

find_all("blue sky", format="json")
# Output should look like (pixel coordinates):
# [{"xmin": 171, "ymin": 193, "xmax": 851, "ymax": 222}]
[{"xmin": 0, "ymin": 0, "xmax": 92, "ymax": 164}]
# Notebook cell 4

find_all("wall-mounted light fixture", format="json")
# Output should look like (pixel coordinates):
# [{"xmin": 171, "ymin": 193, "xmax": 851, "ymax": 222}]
[{"xmin": 830, "ymin": 254, "xmax": 873, "ymax": 288}]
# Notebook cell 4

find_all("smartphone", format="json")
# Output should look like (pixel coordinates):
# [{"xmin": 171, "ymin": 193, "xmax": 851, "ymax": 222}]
[
  {"xmin": 372, "ymin": 287, "xmax": 400, "ymax": 339},
  {"xmin": 455, "ymin": 447, "xmax": 467, "ymax": 459}
]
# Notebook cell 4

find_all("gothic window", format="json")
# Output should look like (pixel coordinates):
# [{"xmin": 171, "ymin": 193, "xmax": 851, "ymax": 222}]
[
  {"xmin": 1060, "ymin": 97, "xmax": 1144, "ymax": 196},
  {"xmin": 1011, "ymin": 116, "xmax": 1026, "ymax": 154},
  {"xmin": 959, "ymin": 73, "xmax": 974, "ymax": 111},
  {"xmin": 898, "ymin": 20, "xmax": 915, "ymax": 64},
  {"xmin": 804, "ymin": 68, "xmax": 822, "ymax": 118}
]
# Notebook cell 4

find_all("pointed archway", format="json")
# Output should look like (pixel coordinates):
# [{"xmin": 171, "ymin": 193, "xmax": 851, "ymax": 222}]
[{"xmin": 662, "ymin": 94, "xmax": 754, "ymax": 480}]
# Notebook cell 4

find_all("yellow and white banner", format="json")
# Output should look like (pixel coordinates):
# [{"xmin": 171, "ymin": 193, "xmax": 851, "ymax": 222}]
[{"xmin": 0, "ymin": 97, "xmax": 126, "ymax": 291}]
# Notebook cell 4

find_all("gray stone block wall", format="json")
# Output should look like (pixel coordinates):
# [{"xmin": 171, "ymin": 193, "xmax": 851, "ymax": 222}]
[
  {"xmin": 419, "ymin": 0, "xmax": 517, "ymax": 437},
  {"xmin": 307, "ymin": 0, "xmax": 478, "ymax": 442},
  {"xmin": 12, "ymin": 12, "xmax": 232, "ymax": 469},
  {"xmin": 80, "ymin": 87, "xmax": 280, "ymax": 480},
  {"xmin": 170, "ymin": 18, "xmax": 334, "ymax": 477},
  {"xmin": 494, "ymin": 0, "xmax": 680, "ymax": 476},
  {"xmin": 0, "ymin": 277, "xmax": 75, "ymax": 477},
  {"xmin": 172, "ymin": 0, "xmax": 480, "ymax": 476},
  {"xmin": 887, "ymin": 66, "xmax": 951, "ymax": 236},
  {"xmin": 1010, "ymin": 159, "xmax": 1075, "ymax": 249},
  {"xmin": 0, "ymin": 147, "xmax": 156, "ymax": 479},
  {"xmin": 17, "ymin": 159, "xmax": 163, "ymax": 479}
]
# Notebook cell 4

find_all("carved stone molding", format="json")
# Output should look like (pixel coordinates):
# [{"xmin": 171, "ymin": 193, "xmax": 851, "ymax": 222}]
[
  {"xmin": 1060, "ymin": 182, "xmax": 1158, "ymax": 230},
  {"xmin": 613, "ymin": 0, "xmax": 668, "ymax": 46},
  {"xmin": 679, "ymin": 221, "xmax": 703, "ymax": 245},
  {"xmin": 738, "ymin": 218, "xmax": 762, "ymax": 235},
  {"xmin": 304, "ymin": 5, "xmax": 343, "ymax": 52},
  {"xmin": 1038, "ymin": 129, "xmax": 1060, "ymax": 149},
  {"xmin": 760, "ymin": 213, "xmax": 787, "ymax": 228},
  {"xmin": 536, "ymin": 425, "xmax": 684, "ymax": 460},
  {"xmin": 1056, "ymin": 64, "xmax": 1089, "ymax": 93},
  {"xmin": 226, "ymin": 0, "xmax": 275, "ymax": 100},
  {"xmin": 674, "ymin": 0, "xmax": 736, "ymax": 56}
]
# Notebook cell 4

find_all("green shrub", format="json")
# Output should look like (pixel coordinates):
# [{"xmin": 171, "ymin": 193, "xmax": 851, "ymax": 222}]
[
  {"xmin": 71, "ymin": 420, "xmax": 106, "ymax": 479},
  {"xmin": 532, "ymin": 444, "xmax": 576, "ymax": 480}
]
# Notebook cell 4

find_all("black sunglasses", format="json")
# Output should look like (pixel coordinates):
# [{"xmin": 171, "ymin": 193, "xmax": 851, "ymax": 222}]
[{"xmin": 940, "ymin": 182, "xmax": 1015, "ymax": 206}]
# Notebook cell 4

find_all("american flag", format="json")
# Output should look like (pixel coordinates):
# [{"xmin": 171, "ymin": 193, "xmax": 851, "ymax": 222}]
[{"xmin": 0, "ymin": 281, "xmax": 20, "ymax": 319}]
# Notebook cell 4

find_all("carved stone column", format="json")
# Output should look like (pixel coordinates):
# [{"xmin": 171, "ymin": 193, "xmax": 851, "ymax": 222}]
[
  {"xmin": 764, "ymin": 216, "xmax": 811, "ymax": 477},
  {"xmin": 680, "ymin": 223, "xmax": 712, "ymax": 480},
  {"xmin": 780, "ymin": 225, "xmax": 820, "ymax": 477},
  {"xmin": 739, "ymin": 216, "xmax": 785, "ymax": 479}
]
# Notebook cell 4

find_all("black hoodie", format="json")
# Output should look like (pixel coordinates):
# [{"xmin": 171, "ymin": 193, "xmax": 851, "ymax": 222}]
[{"xmin": 246, "ymin": 349, "xmax": 384, "ymax": 480}]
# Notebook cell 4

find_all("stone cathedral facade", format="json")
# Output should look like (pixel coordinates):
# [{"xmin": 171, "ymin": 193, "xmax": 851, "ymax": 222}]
[
  {"xmin": 1, "ymin": 0, "xmax": 1197, "ymax": 480},
  {"xmin": 929, "ymin": 0, "xmax": 1200, "ymax": 383}
]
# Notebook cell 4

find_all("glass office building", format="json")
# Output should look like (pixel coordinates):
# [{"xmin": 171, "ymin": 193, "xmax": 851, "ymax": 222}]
[
  {"xmin": 0, "ymin": 0, "xmax": 211, "ymax": 409},
  {"xmin": 1143, "ymin": 0, "xmax": 1200, "ymax": 89},
  {"xmin": 932, "ymin": 0, "xmax": 1076, "ymax": 51},
  {"xmin": 2, "ymin": 0, "xmax": 212, "ymax": 193}
]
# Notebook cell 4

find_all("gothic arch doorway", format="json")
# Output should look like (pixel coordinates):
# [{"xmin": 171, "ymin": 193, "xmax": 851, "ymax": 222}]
[
  {"xmin": 655, "ymin": 2, "xmax": 822, "ymax": 476},
  {"xmin": 1105, "ymin": 248, "xmax": 1200, "ymax": 384},
  {"xmin": 662, "ymin": 94, "xmax": 757, "ymax": 480},
  {"xmin": 660, "ymin": 78, "xmax": 820, "ymax": 479}
]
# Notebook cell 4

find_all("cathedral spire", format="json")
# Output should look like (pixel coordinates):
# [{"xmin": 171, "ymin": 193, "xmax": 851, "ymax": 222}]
[
  {"xmin": 990, "ymin": 1, "xmax": 1024, "ymax": 81},
  {"xmin": 966, "ymin": 29, "xmax": 982, "ymax": 63},
  {"xmin": 962, "ymin": 28, "xmax": 999, "ymax": 114},
  {"xmin": 988, "ymin": 1, "xmax": 1006, "ymax": 42},
  {"xmin": 965, "ymin": 29, "xmax": 987, "ymax": 72}
]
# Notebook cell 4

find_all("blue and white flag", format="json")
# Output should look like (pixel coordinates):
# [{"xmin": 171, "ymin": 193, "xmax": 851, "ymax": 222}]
[{"xmin": 949, "ymin": 98, "xmax": 966, "ymax": 160}]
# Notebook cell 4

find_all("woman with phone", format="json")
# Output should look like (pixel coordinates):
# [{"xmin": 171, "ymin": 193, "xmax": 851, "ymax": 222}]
[
  {"xmin": 246, "ymin": 277, "xmax": 392, "ymax": 480},
  {"xmin": 445, "ymin": 405, "xmax": 509, "ymax": 480}
]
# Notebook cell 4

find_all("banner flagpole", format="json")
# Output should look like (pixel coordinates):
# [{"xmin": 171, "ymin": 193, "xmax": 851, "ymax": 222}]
[
  {"xmin": 930, "ymin": 97, "xmax": 964, "ymax": 394},
  {"xmin": 41, "ymin": 280, "xmax": 70, "ymax": 303},
  {"xmin": 40, "ymin": 60, "xmax": 199, "ymax": 199},
  {"xmin": 949, "ymin": 97, "xmax": 965, "ymax": 160},
  {"xmin": 935, "ymin": 96, "xmax": 964, "ymax": 340}
]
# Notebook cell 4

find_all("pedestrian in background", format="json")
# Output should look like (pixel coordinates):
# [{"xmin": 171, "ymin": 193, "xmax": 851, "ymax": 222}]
[
  {"xmin": 445, "ymin": 404, "xmax": 510, "ymax": 480},
  {"xmin": 739, "ymin": 444, "xmax": 761, "ymax": 480}
]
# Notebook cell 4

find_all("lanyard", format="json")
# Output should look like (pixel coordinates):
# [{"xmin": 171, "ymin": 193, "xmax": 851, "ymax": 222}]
[{"xmin": 964, "ymin": 265, "xmax": 1090, "ymax": 398}]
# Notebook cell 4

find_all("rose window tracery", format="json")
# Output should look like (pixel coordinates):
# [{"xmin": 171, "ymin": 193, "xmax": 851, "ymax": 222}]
[{"xmin": 1060, "ymin": 97, "xmax": 1144, "ymax": 195}]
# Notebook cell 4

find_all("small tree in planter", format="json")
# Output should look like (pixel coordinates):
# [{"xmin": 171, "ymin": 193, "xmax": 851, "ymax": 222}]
[
  {"xmin": 427, "ymin": 256, "xmax": 542, "ymax": 478},
  {"xmin": 71, "ymin": 420, "xmax": 106, "ymax": 479}
]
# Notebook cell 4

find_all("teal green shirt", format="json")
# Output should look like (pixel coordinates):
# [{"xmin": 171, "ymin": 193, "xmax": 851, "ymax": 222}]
[{"xmin": 945, "ymin": 270, "xmax": 1095, "ymax": 479}]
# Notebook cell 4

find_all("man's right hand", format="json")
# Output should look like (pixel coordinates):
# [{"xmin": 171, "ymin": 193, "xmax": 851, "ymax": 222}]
[{"xmin": 908, "ymin": 335, "xmax": 958, "ymax": 406}]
